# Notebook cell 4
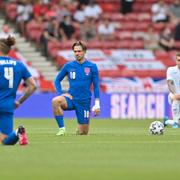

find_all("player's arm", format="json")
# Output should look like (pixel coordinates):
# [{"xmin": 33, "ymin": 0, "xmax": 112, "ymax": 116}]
[
  {"xmin": 54, "ymin": 64, "xmax": 68, "ymax": 95},
  {"xmin": 15, "ymin": 77, "xmax": 37, "ymax": 108},
  {"xmin": 92, "ymin": 64, "xmax": 100, "ymax": 115},
  {"xmin": 167, "ymin": 79, "xmax": 176, "ymax": 94},
  {"xmin": 167, "ymin": 79, "xmax": 180, "ymax": 101}
]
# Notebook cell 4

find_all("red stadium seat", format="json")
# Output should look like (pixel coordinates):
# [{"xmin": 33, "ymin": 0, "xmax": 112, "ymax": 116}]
[
  {"xmin": 169, "ymin": 50, "xmax": 177, "ymax": 61},
  {"xmin": 62, "ymin": 40, "xmax": 74, "ymax": 49},
  {"xmin": 153, "ymin": 23, "xmax": 166, "ymax": 32},
  {"xmin": 47, "ymin": 40, "xmax": 62, "ymax": 58},
  {"xmin": 135, "ymin": 22, "xmax": 150, "ymax": 31},
  {"xmin": 5, "ymin": 3, "xmax": 17, "ymax": 21},
  {"xmin": 87, "ymin": 40, "xmax": 103, "ymax": 49},
  {"xmin": 55, "ymin": 56, "xmax": 68, "ymax": 68},
  {"xmin": 106, "ymin": 13, "xmax": 123, "ymax": 21},
  {"xmin": 99, "ymin": 2, "xmax": 120, "ymax": 13},
  {"xmin": 102, "ymin": 41, "xmax": 118, "ymax": 49},
  {"xmin": 131, "ymin": 40, "xmax": 144, "ymax": 49},
  {"xmin": 174, "ymin": 41, "xmax": 180, "ymax": 50},
  {"xmin": 115, "ymin": 40, "xmax": 132, "ymax": 49},
  {"xmin": 0, "ymin": 0, "xmax": 4, "ymax": 9},
  {"xmin": 121, "ymin": 22, "xmax": 137, "ymax": 31},
  {"xmin": 155, "ymin": 50, "xmax": 175, "ymax": 67},
  {"xmin": 26, "ymin": 20, "xmax": 44, "ymax": 42},
  {"xmin": 133, "ymin": 2, "xmax": 151, "ymax": 13},
  {"xmin": 115, "ymin": 31, "xmax": 133, "ymax": 40},
  {"xmin": 40, "ymin": 79, "xmax": 55, "ymax": 92}
]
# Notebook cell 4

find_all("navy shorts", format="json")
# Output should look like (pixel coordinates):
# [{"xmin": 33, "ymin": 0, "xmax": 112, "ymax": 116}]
[
  {"xmin": 64, "ymin": 97, "xmax": 91, "ymax": 124},
  {"xmin": 0, "ymin": 112, "xmax": 13, "ymax": 135}
]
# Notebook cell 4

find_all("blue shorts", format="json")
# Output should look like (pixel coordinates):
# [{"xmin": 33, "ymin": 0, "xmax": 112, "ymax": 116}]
[
  {"xmin": 64, "ymin": 97, "xmax": 91, "ymax": 124},
  {"xmin": 0, "ymin": 112, "xmax": 13, "ymax": 135}
]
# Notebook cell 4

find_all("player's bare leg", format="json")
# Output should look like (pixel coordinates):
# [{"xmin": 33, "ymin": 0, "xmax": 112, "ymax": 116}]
[
  {"xmin": 76, "ymin": 124, "xmax": 89, "ymax": 135},
  {"xmin": 52, "ymin": 96, "xmax": 68, "ymax": 115},
  {"xmin": 0, "ymin": 134, "xmax": 7, "ymax": 144}
]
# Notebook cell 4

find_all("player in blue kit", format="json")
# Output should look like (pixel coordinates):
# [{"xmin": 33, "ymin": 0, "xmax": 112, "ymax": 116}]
[
  {"xmin": 0, "ymin": 36, "xmax": 37, "ymax": 145},
  {"xmin": 52, "ymin": 41, "xmax": 100, "ymax": 135}
]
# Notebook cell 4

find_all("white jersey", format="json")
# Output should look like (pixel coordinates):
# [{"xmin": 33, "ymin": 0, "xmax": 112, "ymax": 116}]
[{"xmin": 167, "ymin": 65, "xmax": 180, "ymax": 93}]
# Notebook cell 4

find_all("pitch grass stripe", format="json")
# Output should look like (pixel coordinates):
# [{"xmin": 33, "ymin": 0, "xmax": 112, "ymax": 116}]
[{"xmin": 27, "ymin": 140, "xmax": 180, "ymax": 144}]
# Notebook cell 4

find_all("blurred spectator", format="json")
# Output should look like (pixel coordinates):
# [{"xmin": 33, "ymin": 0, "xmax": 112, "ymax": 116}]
[
  {"xmin": 56, "ymin": 1, "xmax": 71, "ymax": 23},
  {"xmin": 61, "ymin": 0, "xmax": 78, "ymax": 13},
  {"xmin": 97, "ymin": 17, "xmax": 116, "ymax": 41},
  {"xmin": 42, "ymin": 0, "xmax": 49, "ymax": 3},
  {"xmin": 40, "ymin": 17, "xmax": 59, "ymax": 56},
  {"xmin": 32, "ymin": 0, "xmax": 46, "ymax": 20},
  {"xmin": 174, "ymin": 21, "xmax": 180, "ymax": 40},
  {"xmin": 78, "ymin": 0, "xmax": 90, "ymax": 5},
  {"xmin": 16, "ymin": 0, "xmax": 33, "ymax": 36},
  {"xmin": 133, "ymin": 26, "xmax": 160, "ymax": 51},
  {"xmin": 44, "ymin": 4, "xmax": 57, "ymax": 21},
  {"xmin": 159, "ymin": 27, "xmax": 175, "ymax": 51},
  {"xmin": 121, "ymin": 0, "xmax": 134, "ymax": 14},
  {"xmin": 73, "ymin": 3, "xmax": 86, "ymax": 23},
  {"xmin": 151, "ymin": 0, "xmax": 169, "ymax": 23},
  {"xmin": 84, "ymin": 0, "xmax": 102, "ymax": 20},
  {"xmin": 80, "ymin": 18, "xmax": 97, "ymax": 41},
  {"xmin": 58, "ymin": 15, "xmax": 76, "ymax": 40},
  {"xmin": 0, "ymin": 25, "xmax": 15, "ymax": 38},
  {"xmin": 169, "ymin": 0, "xmax": 180, "ymax": 25}
]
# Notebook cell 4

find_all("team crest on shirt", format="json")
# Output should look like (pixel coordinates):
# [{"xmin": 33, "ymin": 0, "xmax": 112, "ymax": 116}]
[
  {"xmin": 84, "ymin": 67, "xmax": 90, "ymax": 75},
  {"xmin": 70, "ymin": 71, "xmax": 76, "ymax": 79}
]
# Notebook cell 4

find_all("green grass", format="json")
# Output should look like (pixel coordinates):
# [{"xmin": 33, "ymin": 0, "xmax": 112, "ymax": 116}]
[{"xmin": 1, "ymin": 119, "xmax": 180, "ymax": 180}]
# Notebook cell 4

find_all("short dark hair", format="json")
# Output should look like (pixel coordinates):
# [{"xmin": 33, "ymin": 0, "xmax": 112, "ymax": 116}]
[{"xmin": 72, "ymin": 41, "xmax": 87, "ymax": 52}]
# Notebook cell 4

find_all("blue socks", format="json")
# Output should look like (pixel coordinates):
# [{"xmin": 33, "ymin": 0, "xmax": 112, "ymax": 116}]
[
  {"xmin": 55, "ymin": 115, "xmax": 64, "ymax": 128},
  {"xmin": 2, "ymin": 131, "xmax": 19, "ymax": 145}
]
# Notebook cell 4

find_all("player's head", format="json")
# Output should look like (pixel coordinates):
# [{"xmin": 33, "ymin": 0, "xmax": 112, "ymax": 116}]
[
  {"xmin": 72, "ymin": 41, "xmax": 86, "ymax": 62},
  {"xmin": 0, "ymin": 36, "xmax": 15, "ymax": 55}
]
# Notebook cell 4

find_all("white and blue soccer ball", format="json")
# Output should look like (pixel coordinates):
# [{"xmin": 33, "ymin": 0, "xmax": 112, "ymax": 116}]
[{"xmin": 149, "ymin": 121, "xmax": 164, "ymax": 135}]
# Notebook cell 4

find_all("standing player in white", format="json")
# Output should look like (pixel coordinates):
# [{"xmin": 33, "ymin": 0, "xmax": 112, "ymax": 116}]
[{"xmin": 165, "ymin": 53, "xmax": 180, "ymax": 128}]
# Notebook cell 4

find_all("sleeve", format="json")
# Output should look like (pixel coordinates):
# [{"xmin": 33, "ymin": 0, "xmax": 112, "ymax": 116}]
[
  {"xmin": 21, "ymin": 63, "xmax": 32, "ymax": 80},
  {"xmin": 54, "ymin": 64, "xmax": 68, "ymax": 95},
  {"xmin": 166, "ymin": 68, "xmax": 173, "ymax": 81},
  {"xmin": 92, "ymin": 64, "xmax": 100, "ymax": 99}
]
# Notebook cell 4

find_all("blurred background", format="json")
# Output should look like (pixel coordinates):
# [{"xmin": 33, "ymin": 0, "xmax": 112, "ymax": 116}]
[{"xmin": 0, "ymin": 0, "xmax": 179, "ymax": 119}]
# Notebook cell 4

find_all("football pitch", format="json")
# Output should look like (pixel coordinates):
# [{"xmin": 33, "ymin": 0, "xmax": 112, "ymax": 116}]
[{"xmin": 1, "ymin": 119, "xmax": 180, "ymax": 180}]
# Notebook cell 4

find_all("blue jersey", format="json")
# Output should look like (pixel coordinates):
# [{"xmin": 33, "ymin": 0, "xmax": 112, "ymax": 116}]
[
  {"xmin": 0, "ymin": 56, "xmax": 31, "ymax": 113},
  {"xmin": 54, "ymin": 60, "xmax": 100, "ymax": 100}
]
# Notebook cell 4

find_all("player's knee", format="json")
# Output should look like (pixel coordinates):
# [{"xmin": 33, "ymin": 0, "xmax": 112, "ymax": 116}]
[
  {"xmin": 78, "ymin": 129, "xmax": 88, "ymax": 135},
  {"xmin": 52, "ymin": 96, "xmax": 64, "ymax": 107},
  {"xmin": 0, "ymin": 134, "xmax": 7, "ymax": 144},
  {"xmin": 82, "ymin": 131, "xmax": 88, "ymax": 135}
]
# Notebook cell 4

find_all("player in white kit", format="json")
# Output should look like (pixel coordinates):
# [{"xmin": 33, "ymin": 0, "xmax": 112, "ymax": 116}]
[{"xmin": 165, "ymin": 53, "xmax": 180, "ymax": 128}]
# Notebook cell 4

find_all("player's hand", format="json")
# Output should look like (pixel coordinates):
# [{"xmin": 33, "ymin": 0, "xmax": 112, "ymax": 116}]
[
  {"xmin": 62, "ymin": 93, "xmax": 73, "ymax": 100},
  {"xmin": 92, "ymin": 99, "xmax": 100, "ymax": 116},
  {"xmin": 168, "ymin": 93, "xmax": 174, "ymax": 104},
  {"xmin": 14, "ymin": 101, "xmax": 20, "ymax": 109},
  {"xmin": 92, "ymin": 105, "xmax": 100, "ymax": 116},
  {"xmin": 173, "ymin": 94, "xmax": 180, "ymax": 101}
]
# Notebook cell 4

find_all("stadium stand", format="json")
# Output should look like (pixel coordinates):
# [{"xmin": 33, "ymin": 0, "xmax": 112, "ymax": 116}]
[{"xmin": 1, "ymin": 0, "xmax": 179, "ymax": 92}]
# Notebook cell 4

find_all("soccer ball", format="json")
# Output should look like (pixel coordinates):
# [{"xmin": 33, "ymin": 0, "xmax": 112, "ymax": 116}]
[{"xmin": 149, "ymin": 121, "xmax": 164, "ymax": 135}]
